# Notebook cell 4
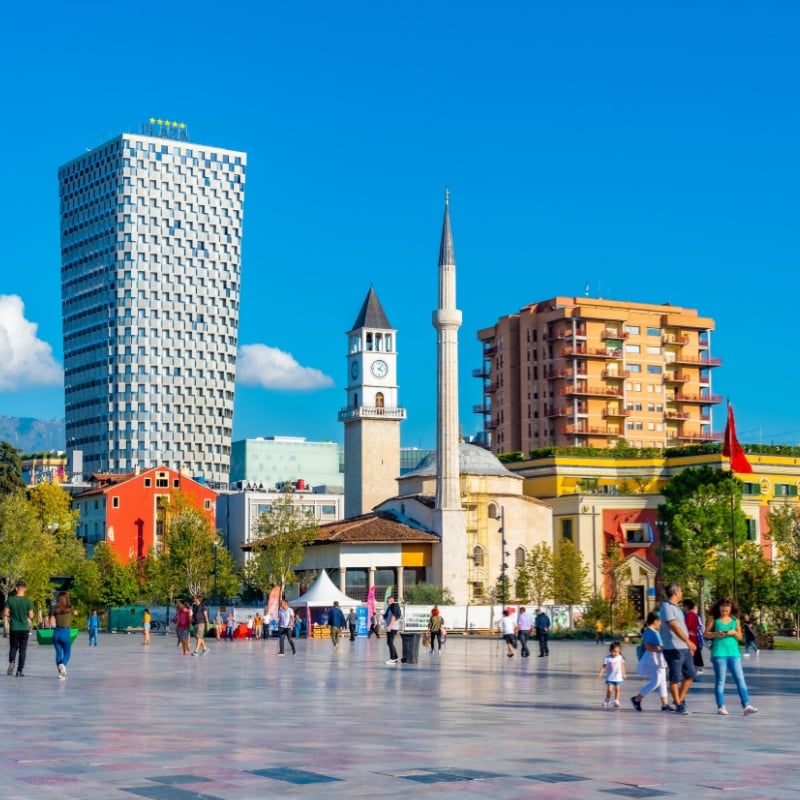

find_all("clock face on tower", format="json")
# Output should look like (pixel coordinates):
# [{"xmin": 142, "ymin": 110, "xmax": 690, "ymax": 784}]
[
  {"xmin": 371, "ymin": 359, "xmax": 388, "ymax": 378},
  {"xmin": 351, "ymin": 360, "xmax": 359, "ymax": 380}
]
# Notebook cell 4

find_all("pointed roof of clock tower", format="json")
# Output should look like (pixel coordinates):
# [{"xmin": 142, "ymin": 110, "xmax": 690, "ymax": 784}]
[{"xmin": 350, "ymin": 285, "xmax": 392, "ymax": 331}]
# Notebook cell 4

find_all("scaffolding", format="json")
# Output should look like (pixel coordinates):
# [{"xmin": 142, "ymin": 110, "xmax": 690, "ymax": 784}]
[{"xmin": 462, "ymin": 475, "xmax": 490, "ymax": 603}]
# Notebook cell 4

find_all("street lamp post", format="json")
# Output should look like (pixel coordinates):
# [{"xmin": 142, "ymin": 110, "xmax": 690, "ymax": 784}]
[
  {"xmin": 656, "ymin": 519, "xmax": 666, "ymax": 599},
  {"xmin": 212, "ymin": 539, "xmax": 219, "ymax": 605},
  {"xmin": 497, "ymin": 506, "xmax": 508, "ymax": 605}
]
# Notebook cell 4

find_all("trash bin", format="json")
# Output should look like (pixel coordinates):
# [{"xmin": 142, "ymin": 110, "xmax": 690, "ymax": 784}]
[{"xmin": 400, "ymin": 632, "xmax": 421, "ymax": 664}]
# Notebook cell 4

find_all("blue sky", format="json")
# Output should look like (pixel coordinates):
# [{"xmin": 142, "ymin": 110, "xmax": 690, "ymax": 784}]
[{"xmin": 1, "ymin": 1, "xmax": 798, "ymax": 449}]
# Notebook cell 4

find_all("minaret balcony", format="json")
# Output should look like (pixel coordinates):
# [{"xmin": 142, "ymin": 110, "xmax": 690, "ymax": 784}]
[{"xmin": 338, "ymin": 406, "xmax": 407, "ymax": 422}]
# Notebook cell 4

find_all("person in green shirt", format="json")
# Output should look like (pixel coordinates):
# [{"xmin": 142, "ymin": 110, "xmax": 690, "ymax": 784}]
[
  {"xmin": 704, "ymin": 597, "xmax": 758, "ymax": 716},
  {"xmin": 5, "ymin": 580, "xmax": 34, "ymax": 677}
]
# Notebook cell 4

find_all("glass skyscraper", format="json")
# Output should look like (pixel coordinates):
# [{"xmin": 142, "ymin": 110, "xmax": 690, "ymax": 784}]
[{"xmin": 59, "ymin": 127, "xmax": 246, "ymax": 486}]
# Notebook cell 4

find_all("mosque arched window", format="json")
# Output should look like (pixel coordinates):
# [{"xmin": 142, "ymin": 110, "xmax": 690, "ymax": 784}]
[
  {"xmin": 472, "ymin": 546, "xmax": 485, "ymax": 567},
  {"xmin": 515, "ymin": 546, "xmax": 526, "ymax": 568}
]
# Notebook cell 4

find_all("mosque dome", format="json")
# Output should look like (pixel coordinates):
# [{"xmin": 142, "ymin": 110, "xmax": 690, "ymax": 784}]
[{"xmin": 403, "ymin": 443, "xmax": 521, "ymax": 479}]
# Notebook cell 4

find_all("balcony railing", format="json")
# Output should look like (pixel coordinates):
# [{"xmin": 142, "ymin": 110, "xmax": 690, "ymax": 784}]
[
  {"xmin": 663, "ymin": 334, "xmax": 690, "ymax": 345},
  {"xmin": 560, "ymin": 386, "xmax": 623, "ymax": 397},
  {"xmin": 562, "ymin": 425, "xmax": 618, "ymax": 436},
  {"xmin": 671, "ymin": 354, "xmax": 722, "ymax": 367},
  {"xmin": 546, "ymin": 407, "xmax": 573, "ymax": 418},
  {"xmin": 485, "ymin": 382, "xmax": 499, "ymax": 394},
  {"xmin": 603, "ymin": 408, "xmax": 631, "ymax": 418},
  {"xmin": 664, "ymin": 411, "xmax": 690, "ymax": 420},
  {"xmin": 673, "ymin": 393, "xmax": 723, "ymax": 404},
  {"xmin": 338, "ymin": 406, "xmax": 407, "ymax": 422},
  {"xmin": 669, "ymin": 432, "xmax": 723, "ymax": 443},
  {"xmin": 483, "ymin": 345, "xmax": 497, "ymax": 357},
  {"xmin": 472, "ymin": 404, "xmax": 490, "ymax": 415},
  {"xmin": 601, "ymin": 369, "xmax": 630, "ymax": 379},
  {"xmin": 665, "ymin": 373, "xmax": 690, "ymax": 383},
  {"xmin": 472, "ymin": 366, "xmax": 489, "ymax": 378},
  {"xmin": 601, "ymin": 329, "xmax": 628, "ymax": 340},
  {"xmin": 486, "ymin": 419, "xmax": 499, "ymax": 430}
]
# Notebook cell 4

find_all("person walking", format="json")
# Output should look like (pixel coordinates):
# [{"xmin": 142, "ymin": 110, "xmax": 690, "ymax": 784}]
[
  {"xmin": 368, "ymin": 613, "xmax": 381, "ymax": 638},
  {"xmin": 516, "ymin": 606, "xmax": 533, "ymax": 657},
  {"xmin": 599, "ymin": 641, "xmax": 627, "ymax": 708},
  {"xmin": 191, "ymin": 595, "xmax": 210, "ymax": 655},
  {"xmin": 329, "ymin": 601, "xmax": 346, "ymax": 651},
  {"xmin": 87, "ymin": 609, "xmax": 100, "ymax": 646},
  {"xmin": 384, "ymin": 596, "xmax": 402, "ymax": 664},
  {"xmin": 5, "ymin": 580, "xmax": 34, "ymax": 677},
  {"xmin": 51, "ymin": 591, "xmax": 77, "ymax": 680},
  {"xmin": 705, "ymin": 598, "xmax": 758, "ymax": 716},
  {"xmin": 174, "ymin": 601, "xmax": 191, "ymax": 656},
  {"xmin": 594, "ymin": 619, "xmax": 605, "ymax": 645},
  {"xmin": 742, "ymin": 614, "xmax": 760, "ymax": 657},
  {"xmin": 683, "ymin": 599, "xmax": 705, "ymax": 674},
  {"xmin": 660, "ymin": 582, "xmax": 696, "ymax": 715},
  {"xmin": 213, "ymin": 611, "xmax": 223, "ymax": 641},
  {"xmin": 631, "ymin": 612, "xmax": 672, "ymax": 712},
  {"xmin": 428, "ymin": 607, "xmax": 446, "ymax": 655},
  {"xmin": 277, "ymin": 600, "xmax": 296, "ymax": 656},
  {"xmin": 499, "ymin": 608, "xmax": 517, "ymax": 657},
  {"xmin": 347, "ymin": 608, "xmax": 358, "ymax": 641},
  {"xmin": 535, "ymin": 608, "xmax": 551, "ymax": 657},
  {"xmin": 142, "ymin": 608, "xmax": 151, "ymax": 646}
]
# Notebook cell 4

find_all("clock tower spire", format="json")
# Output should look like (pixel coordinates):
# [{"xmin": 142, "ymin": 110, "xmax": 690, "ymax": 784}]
[{"xmin": 339, "ymin": 287, "xmax": 405, "ymax": 518}]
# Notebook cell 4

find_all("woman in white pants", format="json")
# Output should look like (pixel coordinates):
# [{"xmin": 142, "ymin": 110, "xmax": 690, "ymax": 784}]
[{"xmin": 631, "ymin": 612, "xmax": 672, "ymax": 712}]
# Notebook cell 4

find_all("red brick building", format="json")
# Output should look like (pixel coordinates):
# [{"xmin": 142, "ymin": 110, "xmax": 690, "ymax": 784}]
[{"xmin": 73, "ymin": 467, "xmax": 217, "ymax": 562}]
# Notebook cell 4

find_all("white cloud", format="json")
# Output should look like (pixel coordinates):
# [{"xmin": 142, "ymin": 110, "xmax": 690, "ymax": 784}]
[
  {"xmin": 0, "ymin": 295, "xmax": 63, "ymax": 392},
  {"xmin": 237, "ymin": 344, "xmax": 335, "ymax": 391}
]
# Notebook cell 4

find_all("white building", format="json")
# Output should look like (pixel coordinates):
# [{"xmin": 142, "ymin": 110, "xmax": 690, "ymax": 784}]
[
  {"xmin": 217, "ymin": 487, "xmax": 344, "ymax": 567},
  {"xmin": 59, "ymin": 121, "xmax": 246, "ymax": 486}
]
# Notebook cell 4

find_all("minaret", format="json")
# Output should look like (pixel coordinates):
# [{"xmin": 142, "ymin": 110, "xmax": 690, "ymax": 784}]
[
  {"xmin": 433, "ymin": 189, "xmax": 462, "ymax": 510},
  {"xmin": 431, "ymin": 190, "xmax": 468, "ymax": 603}
]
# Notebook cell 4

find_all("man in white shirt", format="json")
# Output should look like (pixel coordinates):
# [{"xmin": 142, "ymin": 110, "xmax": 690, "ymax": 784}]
[{"xmin": 516, "ymin": 606, "xmax": 533, "ymax": 658}]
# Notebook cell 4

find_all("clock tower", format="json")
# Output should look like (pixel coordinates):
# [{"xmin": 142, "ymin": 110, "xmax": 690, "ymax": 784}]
[{"xmin": 339, "ymin": 287, "xmax": 405, "ymax": 518}]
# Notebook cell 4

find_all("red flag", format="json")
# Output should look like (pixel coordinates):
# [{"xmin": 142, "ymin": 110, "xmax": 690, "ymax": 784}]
[{"xmin": 723, "ymin": 402, "xmax": 752, "ymax": 474}]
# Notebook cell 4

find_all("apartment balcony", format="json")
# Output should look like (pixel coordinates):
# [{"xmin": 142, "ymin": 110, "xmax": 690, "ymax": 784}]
[
  {"xmin": 486, "ymin": 419, "xmax": 499, "ymax": 430},
  {"xmin": 485, "ymin": 381, "xmax": 499, "ymax": 394},
  {"xmin": 472, "ymin": 366, "xmax": 489, "ymax": 378},
  {"xmin": 543, "ymin": 329, "xmax": 569, "ymax": 341},
  {"xmin": 601, "ymin": 369, "xmax": 630, "ymax": 379},
  {"xmin": 664, "ymin": 411, "xmax": 690, "ymax": 420},
  {"xmin": 601, "ymin": 329, "xmax": 628, "ymax": 340},
  {"xmin": 668, "ymin": 432, "xmax": 724, "ymax": 444},
  {"xmin": 671, "ymin": 354, "xmax": 722, "ymax": 367},
  {"xmin": 562, "ymin": 425, "xmax": 618, "ymax": 436},
  {"xmin": 560, "ymin": 385, "xmax": 624, "ymax": 398},
  {"xmin": 546, "ymin": 407, "xmax": 573, "ymax": 418},
  {"xmin": 472, "ymin": 403, "xmax": 491, "ymax": 415},
  {"xmin": 663, "ymin": 333, "xmax": 690, "ymax": 345},
  {"xmin": 559, "ymin": 345, "xmax": 587, "ymax": 357},
  {"xmin": 673, "ymin": 393, "xmax": 723, "ymax": 404},
  {"xmin": 483, "ymin": 345, "xmax": 497, "ymax": 357},
  {"xmin": 544, "ymin": 368, "xmax": 587, "ymax": 380},
  {"xmin": 665, "ymin": 372, "xmax": 691, "ymax": 383},
  {"xmin": 603, "ymin": 407, "xmax": 631, "ymax": 418}
]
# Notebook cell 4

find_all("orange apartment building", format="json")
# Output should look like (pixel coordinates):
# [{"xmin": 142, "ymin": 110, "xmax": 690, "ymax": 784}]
[
  {"xmin": 73, "ymin": 467, "xmax": 217, "ymax": 563},
  {"xmin": 476, "ymin": 296, "xmax": 722, "ymax": 454}
]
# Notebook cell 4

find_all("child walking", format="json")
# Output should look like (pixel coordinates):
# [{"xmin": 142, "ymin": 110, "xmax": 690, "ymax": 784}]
[{"xmin": 599, "ymin": 642, "xmax": 627, "ymax": 708}]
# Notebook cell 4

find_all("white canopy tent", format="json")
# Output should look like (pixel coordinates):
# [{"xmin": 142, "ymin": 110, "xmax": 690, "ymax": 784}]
[{"xmin": 289, "ymin": 569, "xmax": 362, "ymax": 609}]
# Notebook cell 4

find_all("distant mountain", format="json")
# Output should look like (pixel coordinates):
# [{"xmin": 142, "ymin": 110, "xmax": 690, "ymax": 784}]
[{"xmin": 0, "ymin": 416, "xmax": 65, "ymax": 454}]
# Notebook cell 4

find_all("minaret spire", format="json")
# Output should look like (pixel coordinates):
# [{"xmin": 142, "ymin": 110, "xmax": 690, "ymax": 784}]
[{"xmin": 433, "ymin": 190, "xmax": 462, "ymax": 511}]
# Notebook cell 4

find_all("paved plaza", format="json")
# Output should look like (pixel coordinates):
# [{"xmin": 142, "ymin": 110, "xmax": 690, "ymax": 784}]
[{"xmin": 2, "ymin": 631, "xmax": 798, "ymax": 799}]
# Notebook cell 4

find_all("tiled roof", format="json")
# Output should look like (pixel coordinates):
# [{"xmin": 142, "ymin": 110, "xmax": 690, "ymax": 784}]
[{"xmin": 312, "ymin": 511, "xmax": 440, "ymax": 545}]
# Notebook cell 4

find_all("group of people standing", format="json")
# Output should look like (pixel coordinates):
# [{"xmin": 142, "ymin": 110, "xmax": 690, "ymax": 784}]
[{"xmin": 629, "ymin": 582, "xmax": 758, "ymax": 716}]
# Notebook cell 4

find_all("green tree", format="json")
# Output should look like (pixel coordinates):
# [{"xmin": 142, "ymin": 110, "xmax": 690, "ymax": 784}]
[
  {"xmin": 403, "ymin": 583, "xmax": 454, "ymax": 605},
  {"xmin": 0, "ymin": 442, "xmax": 25, "ymax": 497},
  {"xmin": 767, "ymin": 504, "xmax": 800, "ymax": 561},
  {"xmin": 28, "ymin": 483, "xmax": 86, "ymax": 581},
  {"xmin": 247, "ymin": 488, "xmax": 319, "ymax": 598},
  {"xmin": 660, "ymin": 467, "xmax": 746, "ymax": 613},
  {"xmin": 0, "ymin": 490, "xmax": 57, "ymax": 611},
  {"xmin": 775, "ymin": 564, "xmax": 800, "ymax": 638},
  {"xmin": 710, "ymin": 541, "xmax": 776, "ymax": 615},
  {"xmin": 552, "ymin": 538, "xmax": 591, "ymax": 625},
  {"xmin": 150, "ymin": 491, "xmax": 231, "ymax": 600},
  {"xmin": 602, "ymin": 542, "xmax": 633, "ymax": 632},
  {"xmin": 516, "ymin": 542, "xmax": 554, "ymax": 607}
]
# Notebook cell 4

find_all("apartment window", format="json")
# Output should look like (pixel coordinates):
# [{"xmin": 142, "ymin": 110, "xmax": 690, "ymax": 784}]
[
  {"xmin": 626, "ymin": 344, "xmax": 641, "ymax": 354},
  {"xmin": 775, "ymin": 484, "xmax": 798, "ymax": 497},
  {"xmin": 741, "ymin": 482, "xmax": 760, "ymax": 496},
  {"xmin": 321, "ymin": 504, "xmax": 336, "ymax": 515},
  {"xmin": 112, "ymin": 497, "xmax": 120, "ymax": 508},
  {"xmin": 625, "ymin": 325, "xmax": 640, "ymax": 335},
  {"xmin": 144, "ymin": 478, "xmax": 151, "ymax": 487},
  {"xmin": 647, "ymin": 327, "xmax": 661, "ymax": 336},
  {"xmin": 561, "ymin": 518, "xmax": 573, "ymax": 541},
  {"xmin": 746, "ymin": 518, "xmax": 757, "ymax": 541},
  {"xmin": 646, "ymin": 346, "xmax": 662, "ymax": 355},
  {"xmin": 647, "ymin": 365, "xmax": 663, "ymax": 375},
  {"xmin": 629, "ymin": 364, "xmax": 641, "ymax": 373}
]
